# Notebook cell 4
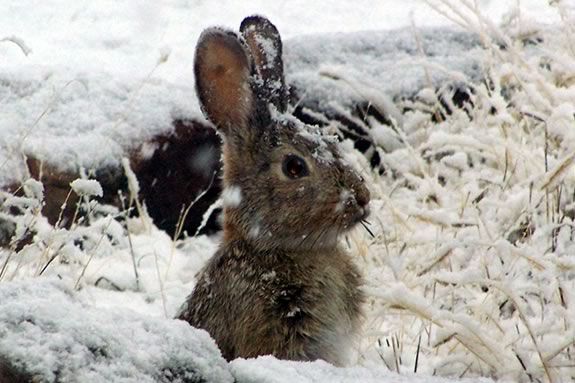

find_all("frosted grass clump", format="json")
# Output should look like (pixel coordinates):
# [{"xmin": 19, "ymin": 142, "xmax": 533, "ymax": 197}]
[
  {"xmin": 354, "ymin": 2, "xmax": 575, "ymax": 382},
  {"xmin": 70, "ymin": 179, "xmax": 103, "ymax": 197},
  {"xmin": 0, "ymin": 177, "xmax": 124, "ymax": 283}
]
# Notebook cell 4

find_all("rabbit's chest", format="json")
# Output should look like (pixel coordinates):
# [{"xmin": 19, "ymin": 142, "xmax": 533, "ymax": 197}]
[{"xmin": 261, "ymin": 257, "xmax": 363, "ymax": 364}]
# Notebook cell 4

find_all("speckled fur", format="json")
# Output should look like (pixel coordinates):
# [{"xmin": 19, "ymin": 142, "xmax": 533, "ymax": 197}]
[{"xmin": 177, "ymin": 15, "xmax": 370, "ymax": 366}]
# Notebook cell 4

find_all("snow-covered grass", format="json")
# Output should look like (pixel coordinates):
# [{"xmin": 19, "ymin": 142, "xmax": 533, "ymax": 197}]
[
  {"xmin": 2, "ymin": 0, "xmax": 575, "ymax": 382},
  {"xmin": 353, "ymin": 2, "xmax": 575, "ymax": 382}
]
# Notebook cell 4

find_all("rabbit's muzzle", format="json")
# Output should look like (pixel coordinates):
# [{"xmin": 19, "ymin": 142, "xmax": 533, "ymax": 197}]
[
  {"xmin": 351, "ymin": 183, "xmax": 371, "ymax": 223},
  {"xmin": 338, "ymin": 170, "xmax": 370, "ymax": 228}
]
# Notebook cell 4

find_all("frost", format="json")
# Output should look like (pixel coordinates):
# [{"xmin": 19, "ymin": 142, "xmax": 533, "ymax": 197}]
[
  {"xmin": 70, "ymin": 179, "xmax": 103, "ymax": 197},
  {"xmin": 138, "ymin": 141, "xmax": 158, "ymax": 160},
  {"xmin": 286, "ymin": 307, "xmax": 301, "ymax": 317},
  {"xmin": 370, "ymin": 121, "xmax": 403, "ymax": 152},
  {"xmin": 22, "ymin": 178, "xmax": 44, "ymax": 201},
  {"xmin": 261, "ymin": 271, "xmax": 276, "ymax": 281},
  {"xmin": 255, "ymin": 34, "xmax": 278, "ymax": 64},
  {"xmin": 229, "ymin": 356, "xmax": 485, "ymax": 383},
  {"xmin": 195, "ymin": 198, "xmax": 223, "ymax": 235},
  {"xmin": 0, "ymin": 1, "xmax": 573, "ymax": 382},
  {"xmin": 249, "ymin": 224, "xmax": 261, "ymax": 238},
  {"xmin": 122, "ymin": 157, "xmax": 140, "ymax": 197},
  {"xmin": 0, "ymin": 35, "xmax": 32, "ymax": 56},
  {"xmin": 158, "ymin": 45, "xmax": 171, "ymax": 64},
  {"xmin": 222, "ymin": 186, "xmax": 242, "ymax": 208},
  {"xmin": 188, "ymin": 144, "xmax": 220, "ymax": 179},
  {"xmin": 441, "ymin": 151, "xmax": 468, "ymax": 171}
]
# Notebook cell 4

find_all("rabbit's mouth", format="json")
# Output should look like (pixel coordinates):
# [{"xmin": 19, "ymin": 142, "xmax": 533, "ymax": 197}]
[
  {"xmin": 336, "ymin": 187, "xmax": 371, "ymax": 229},
  {"xmin": 356, "ymin": 205, "xmax": 370, "ymax": 222},
  {"xmin": 346, "ymin": 204, "xmax": 370, "ymax": 228}
]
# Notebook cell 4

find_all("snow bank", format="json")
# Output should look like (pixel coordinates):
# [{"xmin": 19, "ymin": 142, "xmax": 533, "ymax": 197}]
[
  {"xmin": 284, "ymin": 27, "xmax": 482, "ymax": 110},
  {"xmin": 0, "ymin": 278, "xmax": 233, "ymax": 383},
  {"xmin": 230, "ymin": 356, "xmax": 493, "ymax": 383}
]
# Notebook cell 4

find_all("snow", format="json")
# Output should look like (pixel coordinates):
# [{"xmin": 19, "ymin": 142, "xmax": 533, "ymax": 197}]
[
  {"xmin": 221, "ymin": 186, "xmax": 242, "ymax": 208},
  {"xmin": 2, "ymin": 0, "xmax": 575, "ymax": 382},
  {"xmin": 0, "ymin": 1, "xmax": 497, "ymax": 186},
  {"xmin": 0, "ymin": 280, "xmax": 497, "ymax": 383},
  {"xmin": 70, "ymin": 179, "xmax": 104, "ymax": 197},
  {"xmin": 0, "ymin": 278, "xmax": 233, "ymax": 383},
  {"xmin": 229, "ymin": 356, "xmax": 492, "ymax": 383}
]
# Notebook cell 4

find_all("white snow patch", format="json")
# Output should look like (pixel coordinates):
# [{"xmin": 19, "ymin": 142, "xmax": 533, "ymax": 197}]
[
  {"xmin": 222, "ymin": 186, "xmax": 242, "ymax": 208},
  {"xmin": 230, "ymin": 356, "xmax": 493, "ymax": 383},
  {"xmin": 70, "ymin": 179, "xmax": 103, "ymax": 197},
  {"xmin": 0, "ymin": 278, "xmax": 233, "ymax": 383},
  {"xmin": 336, "ymin": 189, "xmax": 352, "ymax": 212},
  {"xmin": 249, "ymin": 224, "xmax": 261, "ymax": 238}
]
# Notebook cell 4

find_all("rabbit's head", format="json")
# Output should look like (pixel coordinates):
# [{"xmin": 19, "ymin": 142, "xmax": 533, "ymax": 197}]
[{"xmin": 194, "ymin": 16, "xmax": 370, "ymax": 251}]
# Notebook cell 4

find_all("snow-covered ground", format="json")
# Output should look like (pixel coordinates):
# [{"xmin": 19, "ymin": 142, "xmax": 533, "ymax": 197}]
[{"xmin": 2, "ymin": 0, "xmax": 575, "ymax": 382}]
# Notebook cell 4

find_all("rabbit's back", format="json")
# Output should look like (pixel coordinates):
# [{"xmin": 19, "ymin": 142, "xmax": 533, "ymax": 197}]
[{"xmin": 178, "ymin": 239, "xmax": 364, "ymax": 365}]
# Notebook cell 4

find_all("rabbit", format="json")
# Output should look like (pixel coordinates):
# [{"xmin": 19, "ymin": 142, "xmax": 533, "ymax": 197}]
[{"xmin": 177, "ymin": 15, "xmax": 370, "ymax": 367}]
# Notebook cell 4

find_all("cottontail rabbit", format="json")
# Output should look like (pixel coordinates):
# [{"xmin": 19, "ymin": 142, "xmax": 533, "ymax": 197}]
[{"xmin": 177, "ymin": 15, "xmax": 370, "ymax": 366}]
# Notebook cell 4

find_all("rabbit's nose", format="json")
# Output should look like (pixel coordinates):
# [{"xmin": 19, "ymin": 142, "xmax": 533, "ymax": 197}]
[{"xmin": 355, "ymin": 183, "xmax": 370, "ymax": 208}]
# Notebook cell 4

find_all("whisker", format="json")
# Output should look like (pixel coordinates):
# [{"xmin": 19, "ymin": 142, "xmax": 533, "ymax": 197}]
[{"xmin": 361, "ymin": 221, "xmax": 375, "ymax": 238}]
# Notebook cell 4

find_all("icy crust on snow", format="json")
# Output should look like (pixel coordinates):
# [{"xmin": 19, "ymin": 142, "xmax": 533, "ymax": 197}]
[
  {"xmin": 0, "ymin": 278, "xmax": 233, "ymax": 383},
  {"xmin": 0, "ymin": 27, "xmax": 482, "ymax": 187},
  {"xmin": 230, "ymin": 356, "xmax": 493, "ymax": 383},
  {"xmin": 284, "ymin": 27, "xmax": 482, "ymax": 111}
]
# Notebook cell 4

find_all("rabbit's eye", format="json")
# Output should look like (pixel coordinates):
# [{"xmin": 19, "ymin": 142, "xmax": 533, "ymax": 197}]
[{"xmin": 282, "ymin": 154, "xmax": 309, "ymax": 179}]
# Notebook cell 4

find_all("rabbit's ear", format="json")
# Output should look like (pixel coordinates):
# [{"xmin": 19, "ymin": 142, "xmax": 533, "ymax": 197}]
[
  {"xmin": 240, "ymin": 16, "xmax": 288, "ymax": 113},
  {"xmin": 194, "ymin": 28, "xmax": 254, "ymax": 134}
]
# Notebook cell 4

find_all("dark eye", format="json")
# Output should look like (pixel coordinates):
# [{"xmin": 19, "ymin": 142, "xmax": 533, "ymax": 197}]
[{"xmin": 282, "ymin": 154, "xmax": 309, "ymax": 179}]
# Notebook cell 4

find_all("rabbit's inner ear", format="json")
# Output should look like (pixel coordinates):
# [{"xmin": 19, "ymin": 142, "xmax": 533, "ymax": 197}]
[
  {"xmin": 240, "ymin": 16, "xmax": 288, "ymax": 113},
  {"xmin": 194, "ymin": 29, "xmax": 254, "ymax": 133}
]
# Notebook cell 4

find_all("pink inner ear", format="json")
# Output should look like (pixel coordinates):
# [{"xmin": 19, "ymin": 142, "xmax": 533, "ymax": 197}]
[{"xmin": 195, "ymin": 31, "xmax": 253, "ymax": 131}]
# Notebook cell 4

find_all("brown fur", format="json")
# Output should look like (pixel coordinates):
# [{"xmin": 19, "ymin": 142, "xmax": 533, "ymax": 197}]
[{"xmin": 177, "ymin": 16, "xmax": 370, "ymax": 366}]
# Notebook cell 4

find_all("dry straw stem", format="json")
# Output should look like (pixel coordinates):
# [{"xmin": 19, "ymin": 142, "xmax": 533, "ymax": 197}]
[
  {"xmin": 0, "ymin": 36, "xmax": 31, "ymax": 55},
  {"xmin": 74, "ymin": 217, "xmax": 114, "ymax": 290},
  {"xmin": 164, "ymin": 170, "xmax": 217, "ymax": 280},
  {"xmin": 539, "ymin": 151, "xmax": 575, "ymax": 191},
  {"xmin": 153, "ymin": 250, "xmax": 168, "ymax": 318},
  {"xmin": 122, "ymin": 158, "xmax": 151, "ymax": 233}
]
